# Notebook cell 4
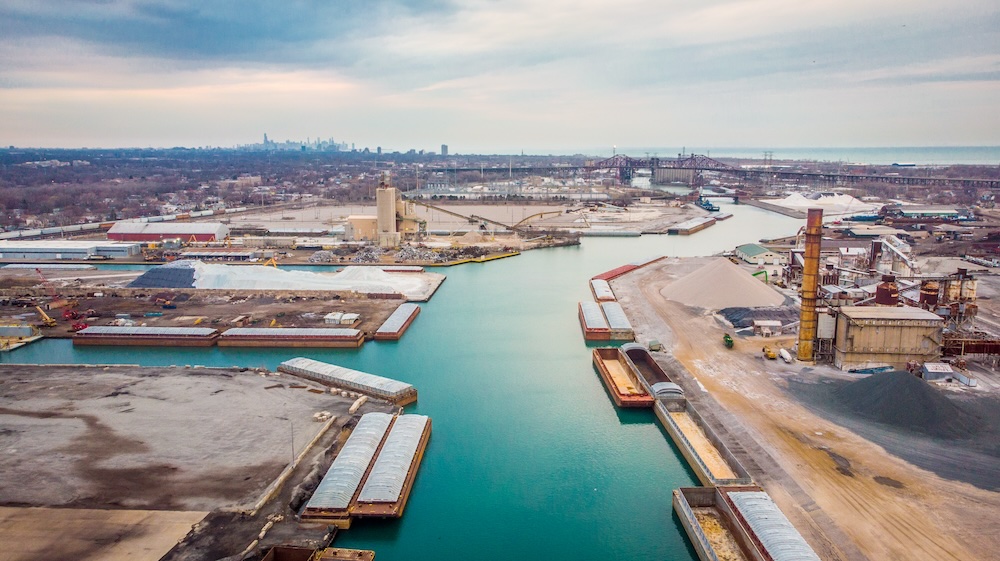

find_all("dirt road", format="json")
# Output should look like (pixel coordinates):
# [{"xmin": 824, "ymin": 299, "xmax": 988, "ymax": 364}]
[{"xmin": 613, "ymin": 259, "xmax": 1000, "ymax": 561}]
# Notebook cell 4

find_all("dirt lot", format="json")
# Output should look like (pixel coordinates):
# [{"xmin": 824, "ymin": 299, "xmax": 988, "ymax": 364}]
[
  {"xmin": 612, "ymin": 259, "xmax": 1000, "ymax": 561},
  {"xmin": 0, "ymin": 364, "xmax": 398, "ymax": 560}
]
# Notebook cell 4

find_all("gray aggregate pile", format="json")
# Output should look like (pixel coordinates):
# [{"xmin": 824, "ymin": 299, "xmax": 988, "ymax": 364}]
[{"xmin": 719, "ymin": 306, "xmax": 800, "ymax": 329}]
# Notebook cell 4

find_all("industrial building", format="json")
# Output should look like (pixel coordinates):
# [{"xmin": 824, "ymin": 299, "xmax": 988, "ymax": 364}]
[
  {"xmin": 832, "ymin": 306, "xmax": 943, "ymax": 371},
  {"xmin": 735, "ymin": 243, "xmax": 787, "ymax": 266},
  {"xmin": 0, "ymin": 240, "xmax": 140, "ymax": 260},
  {"xmin": 107, "ymin": 222, "xmax": 229, "ymax": 242},
  {"xmin": 344, "ymin": 183, "xmax": 424, "ymax": 248}
]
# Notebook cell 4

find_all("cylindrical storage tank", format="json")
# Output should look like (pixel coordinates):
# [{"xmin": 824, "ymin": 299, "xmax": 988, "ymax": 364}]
[
  {"xmin": 919, "ymin": 281, "xmax": 939, "ymax": 309},
  {"xmin": 874, "ymin": 274, "xmax": 899, "ymax": 306}
]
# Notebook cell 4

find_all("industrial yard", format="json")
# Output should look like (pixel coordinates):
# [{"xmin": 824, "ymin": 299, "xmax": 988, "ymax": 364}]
[
  {"xmin": 611, "ymin": 256, "xmax": 1000, "ymax": 561},
  {"xmin": 0, "ymin": 364, "xmax": 399, "ymax": 560}
]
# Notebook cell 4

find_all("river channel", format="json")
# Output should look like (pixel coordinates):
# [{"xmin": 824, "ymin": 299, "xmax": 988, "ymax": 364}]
[{"xmin": 2, "ymin": 202, "xmax": 800, "ymax": 561}]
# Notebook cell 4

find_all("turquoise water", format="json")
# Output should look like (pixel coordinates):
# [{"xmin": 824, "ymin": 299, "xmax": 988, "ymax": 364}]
[{"xmin": 2, "ymin": 204, "xmax": 800, "ymax": 560}]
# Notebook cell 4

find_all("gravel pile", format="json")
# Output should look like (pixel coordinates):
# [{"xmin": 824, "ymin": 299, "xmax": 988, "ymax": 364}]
[
  {"xmin": 395, "ymin": 245, "xmax": 441, "ymax": 262},
  {"xmin": 835, "ymin": 371, "xmax": 979, "ymax": 439},
  {"xmin": 662, "ymin": 258, "xmax": 785, "ymax": 310},
  {"xmin": 352, "ymin": 246, "xmax": 384, "ymax": 263},
  {"xmin": 308, "ymin": 251, "xmax": 336, "ymax": 263}
]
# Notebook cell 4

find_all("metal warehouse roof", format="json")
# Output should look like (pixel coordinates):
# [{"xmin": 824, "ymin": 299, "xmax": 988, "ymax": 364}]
[
  {"xmin": 839, "ymin": 306, "xmax": 942, "ymax": 321},
  {"xmin": 108, "ymin": 222, "xmax": 228, "ymax": 235},
  {"xmin": 0, "ymin": 240, "xmax": 136, "ymax": 249},
  {"xmin": 579, "ymin": 302, "xmax": 609, "ymax": 329},
  {"xmin": 376, "ymin": 303, "xmax": 420, "ymax": 334},
  {"xmin": 76, "ymin": 326, "xmax": 218, "ymax": 336},
  {"xmin": 728, "ymin": 491, "xmax": 821, "ymax": 561},
  {"xmin": 279, "ymin": 357, "xmax": 413, "ymax": 397},
  {"xmin": 306, "ymin": 413, "xmax": 393, "ymax": 510},
  {"xmin": 736, "ymin": 243, "xmax": 772, "ymax": 257},
  {"xmin": 600, "ymin": 301, "xmax": 633, "ymax": 330},
  {"xmin": 221, "ymin": 327, "xmax": 361, "ymax": 337},
  {"xmin": 590, "ymin": 279, "xmax": 615, "ymax": 300},
  {"xmin": 356, "ymin": 415, "xmax": 429, "ymax": 503}
]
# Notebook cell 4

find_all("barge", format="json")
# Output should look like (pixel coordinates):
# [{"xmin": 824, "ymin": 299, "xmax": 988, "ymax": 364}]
[
  {"xmin": 591, "ymin": 347, "xmax": 653, "ymax": 408},
  {"xmin": 590, "ymin": 279, "xmax": 616, "ymax": 302},
  {"xmin": 374, "ymin": 303, "xmax": 420, "ymax": 341},
  {"xmin": 578, "ymin": 301, "xmax": 610, "ymax": 341},
  {"xmin": 621, "ymin": 343, "xmax": 684, "ymax": 399},
  {"xmin": 218, "ymin": 327, "xmax": 364, "ymax": 348},
  {"xmin": 655, "ymin": 400, "xmax": 752, "ymax": 486},
  {"xmin": 73, "ymin": 326, "xmax": 219, "ymax": 347},
  {"xmin": 278, "ymin": 357, "xmax": 417, "ymax": 405},
  {"xmin": 668, "ymin": 216, "xmax": 717, "ymax": 235},
  {"xmin": 600, "ymin": 301, "xmax": 634, "ymax": 341},
  {"xmin": 673, "ymin": 486, "xmax": 820, "ymax": 561},
  {"xmin": 301, "ymin": 413, "xmax": 431, "ymax": 527}
]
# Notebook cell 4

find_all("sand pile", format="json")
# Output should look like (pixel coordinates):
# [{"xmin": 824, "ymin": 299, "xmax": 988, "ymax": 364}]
[
  {"xmin": 766, "ymin": 192, "xmax": 879, "ymax": 216},
  {"xmin": 662, "ymin": 258, "xmax": 785, "ymax": 310},
  {"xmin": 130, "ymin": 260, "xmax": 429, "ymax": 296},
  {"xmin": 835, "ymin": 371, "xmax": 979, "ymax": 439}
]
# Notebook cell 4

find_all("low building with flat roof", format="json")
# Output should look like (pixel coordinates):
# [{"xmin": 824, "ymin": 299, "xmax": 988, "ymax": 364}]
[{"xmin": 834, "ymin": 306, "xmax": 943, "ymax": 371}]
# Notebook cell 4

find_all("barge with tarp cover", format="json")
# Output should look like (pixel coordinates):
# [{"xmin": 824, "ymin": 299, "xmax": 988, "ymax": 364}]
[
  {"xmin": 578, "ymin": 301, "xmax": 610, "ymax": 340},
  {"xmin": 590, "ymin": 279, "xmax": 616, "ymax": 302},
  {"xmin": 301, "ymin": 412, "xmax": 431, "ymax": 527},
  {"xmin": 592, "ymin": 347, "xmax": 653, "ymax": 408},
  {"xmin": 218, "ymin": 327, "xmax": 364, "ymax": 348},
  {"xmin": 278, "ymin": 357, "xmax": 417, "ymax": 405},
  {"xmin": 73, "ymin": 326, "xmax": 219, "ymax": 346},
  {"xmin": 668, "ymin": 216, "xmax": 717, "ymax": 235},
  {"xmin": 374, "ymin": 303, "xmax": 420, "ymax": 341},
  {"xmin": 600, "ymin": 301, "xmax": 635, "ymax": 341},
  {"xmin": 673, "ymin": 486, "xmax": 821, "ymax": 561}
]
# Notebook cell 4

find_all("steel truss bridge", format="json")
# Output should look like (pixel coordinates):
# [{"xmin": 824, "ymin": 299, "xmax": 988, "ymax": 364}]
[{"xmin": 436, "ymin": 154, "xmax": 1000, "ymax": 189}]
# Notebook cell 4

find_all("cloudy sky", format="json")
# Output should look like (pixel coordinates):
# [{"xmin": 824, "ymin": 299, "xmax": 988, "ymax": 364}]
[{"xmin": 1, "ymin": 0, "xmax": 998, "ymax": 153}]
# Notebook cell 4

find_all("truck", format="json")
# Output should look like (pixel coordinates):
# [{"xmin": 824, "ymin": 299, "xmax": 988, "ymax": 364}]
[
  {"xmin": 778, "ymin": 348, "xmax": 793, "ymax": 363},
  {"xmin": 762, "ymin": 346, "xmax": 777, "ymax": 360},
  {"xmin": 723, "ymin": 334, "xmax": 734, "ymax": 349}
]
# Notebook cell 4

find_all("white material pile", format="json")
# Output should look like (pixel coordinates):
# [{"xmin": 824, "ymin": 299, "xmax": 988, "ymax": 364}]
[
  {"xmin": 765, "ymin": 192, "xmax": 879, "ymax": 216},
  {"xmin": 179, "ymin": 260, "xmax": 427, "ymax": 296},
  {"xmin": 661, "ymin": 258, "xmax": 785, "ymax": 309}
]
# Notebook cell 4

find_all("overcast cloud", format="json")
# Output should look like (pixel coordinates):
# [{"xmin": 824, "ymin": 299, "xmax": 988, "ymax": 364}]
[{"xmin": 1, "ymin": 0, "xmax": 998, "ymax": 152}]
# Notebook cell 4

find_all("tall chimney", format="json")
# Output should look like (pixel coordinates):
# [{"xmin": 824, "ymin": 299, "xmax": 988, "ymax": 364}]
[{"xmin": 798, "ymin": 208, "xmax": 823, "ymax": 361}]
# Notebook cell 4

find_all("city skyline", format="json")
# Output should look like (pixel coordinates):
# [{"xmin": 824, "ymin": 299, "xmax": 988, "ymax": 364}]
[{"xmin": 2, "ymin": 0, "xmax": 998, "ymax": 151}]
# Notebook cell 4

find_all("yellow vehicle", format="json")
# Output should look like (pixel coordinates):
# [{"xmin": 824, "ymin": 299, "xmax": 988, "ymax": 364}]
[
  {"xmin": 762, "ymin": 346, "xmax": 778, "ymax": 360},
  {"xmin": 34, "ymin": 306, "xmax": 57, "ymax": 328}
]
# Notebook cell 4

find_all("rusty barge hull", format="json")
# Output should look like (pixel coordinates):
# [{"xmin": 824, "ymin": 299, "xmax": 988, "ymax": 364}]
[
  {"xmin": 592, "ymin": 347, "xmax": 653, "ymax": 408},
  {"xmin": 72, "ymin": 336, "xmax": 218, "ymax": 347},
  {"xmin": 217, "ymin": 337, "xmax": 364, "ymax": 348}
]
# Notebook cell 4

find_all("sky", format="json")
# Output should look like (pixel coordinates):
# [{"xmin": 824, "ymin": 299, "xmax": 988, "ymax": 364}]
[{"xmin": 1, "ymin": 0, "xmax": 998, "ymax": 153}]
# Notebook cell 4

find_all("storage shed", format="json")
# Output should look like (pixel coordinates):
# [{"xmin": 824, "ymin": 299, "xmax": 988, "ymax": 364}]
[
  {"xmin": 833, "ymin": 306, "xmax": 943, "ymax": 371},
  {"xmin": 107, "ymin": 222, "xmax": 229, "ymax": 242},
  {"xmin": 735, "ymin": 243, "xmax": 786, "ymax": 266}
]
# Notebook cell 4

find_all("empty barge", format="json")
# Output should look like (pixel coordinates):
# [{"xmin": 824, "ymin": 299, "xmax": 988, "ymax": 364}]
[
  {"xmin": 592, "ymin": 347, "xmax": 653, "ymax": 408},
  {"xmin": 374, "ymin": 303, "xmax": 420, "ymax": 341},
  {"xmin": 673, "ymin": 486, "xmax": 820, "ymax": 561},
  {"xmin": 301, "ymin": 412, "xmax": 431, "ymax": 527},
  {"xmin": 73, "ymin": 326, "xmax": 219, "ymax": 346},
  {"xmin": 668, "ymin": 216, "xmax": 717, "ymax": 235},
  {"xmin": 278, "ymin": 357, "xmax": 417, "ymax": 405},
  {"xmin": 218, "ymin": 327, "xmax": 364, "ymax": 348},
  {"xmin": 578, "ymin": 301, "xmax": 610, "ymax": 341},
  {"xmin": 621, "ymin": 343, "xmax": 684, "ymax": 400}
]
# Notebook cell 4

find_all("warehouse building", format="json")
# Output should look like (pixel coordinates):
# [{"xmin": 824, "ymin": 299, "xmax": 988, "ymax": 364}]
[
  {"xmin": 735, "ymin": 243, "xmax": 786, "ymax": 266},
  {"xmin": 107, "ymin": 222, "xmax": 229, "ymax": 242},
  {"xmin": 833, "ymin": 306, "xmax": 943, "ymax": 371},
  {"xmin": 0, "ymin": 240, "xmax": 140, "ymax": 260}
]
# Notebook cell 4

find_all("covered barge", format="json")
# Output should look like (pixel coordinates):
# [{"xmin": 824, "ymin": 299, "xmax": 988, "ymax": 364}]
[
  {"xmin": 668, "ymin": 216, "xmax": 717, "ymax": 235},
  {"xmin": 590, "ymin": 279, "xmax": 616, "ymax": 302},
  {"xmin": 578, "ymin": 301, "xmax": 610, "ymax": 341},
  {"xmin": 73, "ymin": 326, "xmax": 219, "ymax": 347},
  {"xmin": 374, "ymin": 303, "xmax": 421, "ymax": 341},
  {"xmin": 673, "ymin": 486, "xmax": 820, "ymax": 561},
  {"xmin": 278, "ymin": 357, "xmax": 417, "ymax": 405},
  {"xmin": 592, "ymin": 347, "xmax": 653, "ymax": 408},
  {"xmin": 218, "ymin": 327, "xmax": 364, "ymax": 348},
  {"xmin": 600, "ymin": 301, "xmax": 634, "ymax": 341},
  {"xmin": 301, "ymin": 412, "xmax": 431, "ymax": 527}
]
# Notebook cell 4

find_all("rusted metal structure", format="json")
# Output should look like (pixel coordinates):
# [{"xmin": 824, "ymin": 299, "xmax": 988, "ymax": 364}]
[{"xmin": 798, "ymin": 208, "xmax": 823, "ymax": 361}]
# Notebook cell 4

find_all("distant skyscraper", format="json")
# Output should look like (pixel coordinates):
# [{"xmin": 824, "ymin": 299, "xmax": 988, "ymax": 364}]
[
  {"xmin": 377, "ymin": 146, "xmax": 382, "ymax": 155},
  {"xmin": 441, "ymin": 144, "xmax": 448, "ymax": 156}
]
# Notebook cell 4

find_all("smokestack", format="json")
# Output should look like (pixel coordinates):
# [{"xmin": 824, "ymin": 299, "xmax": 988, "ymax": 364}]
[{"xmin": 798, "ymin": 208, "xmax": 823, "ymax": 361}]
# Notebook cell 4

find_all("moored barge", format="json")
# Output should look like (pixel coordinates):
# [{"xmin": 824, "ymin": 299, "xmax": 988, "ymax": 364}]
[
  {"xmin": 591, "ymin": 347, "xmax": 653, "ymax": 408},
  {"xmin": 578, "ymin": 301, "xmax": 610, "ymax": 341},
  {"xmin": 218, "ymin": 327, "xmax": 364, "ymax": 348},
  {"xmin": 73, "ymin": 326, "xmax": 219, "ymax": 347},
  {"xmin": 278, "ymin": 357, "xmax": 417, "ymax": 405},
  {"xmin": 590, "ymin": 279, "xmax": 616, "ymax": 302},
  {"xmin": 668, "ymin": 216, "xmax": 717, "ymax": 235},
  {"xmin": 600, "ymin": 301, "xmax": 634, "ymax": 341},
  {"xmin": 374, "ymin": 303, "xmax": 420, "ymax": 341},
  {"xmin": 621, "ymin": 342, "xmax": 683, "ymax": 400}
]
